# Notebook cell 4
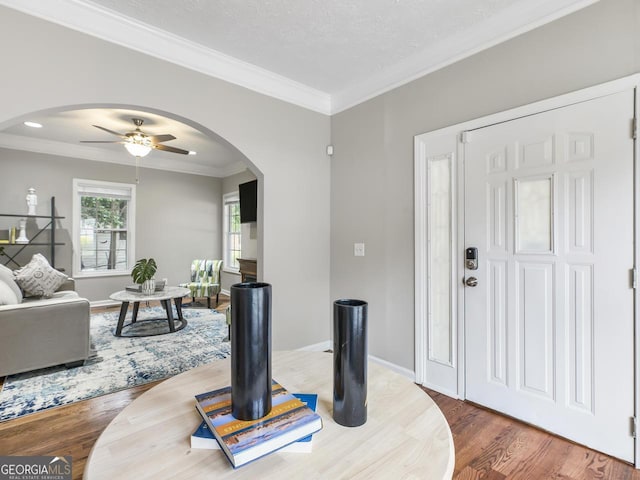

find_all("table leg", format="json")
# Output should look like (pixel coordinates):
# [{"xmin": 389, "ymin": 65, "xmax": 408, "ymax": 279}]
[
  {"xmin": 116, "ymin": 301, "xmax": 129, "ymax": 336},
  {"xmin": 162, "ymin": 299, "xmax": 175, "ymax": 332},
  {"xmin": 132, "ymin": 302, "xmax": 140, "ymax": 323},
  {"xmin": 175, "ymin": 297, "xmax": 184, "ymax": 321}
]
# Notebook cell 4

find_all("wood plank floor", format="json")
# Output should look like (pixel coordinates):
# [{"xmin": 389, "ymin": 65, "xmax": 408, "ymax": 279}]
[
  {"xmin": 426, "ymin": 389, "xmax": 640, "ymax": 480},
  {"xmin": 0, "ymin": 294, "xmax": 638, "ymax": 479}
]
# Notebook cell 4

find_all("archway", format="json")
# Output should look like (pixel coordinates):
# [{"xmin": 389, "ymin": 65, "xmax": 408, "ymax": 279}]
[{"xmin": 0, "ymin": 103, "xmax": 263, "ymax": 303}]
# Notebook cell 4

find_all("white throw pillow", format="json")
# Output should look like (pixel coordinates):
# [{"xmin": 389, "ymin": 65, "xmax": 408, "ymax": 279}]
[
  {"xmin": 14, "ymin": 253, "xmax": 68, "ymax": 298},
  {"xmin": 0, "ymin": 263, "xmax": 23, "ymax": 303},
  {"xmin": 0, "ymin": 279, "xmax": 19, "ymax": 305}
]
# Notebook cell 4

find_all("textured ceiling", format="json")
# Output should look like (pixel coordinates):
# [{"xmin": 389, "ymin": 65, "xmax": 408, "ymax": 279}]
[
  {"xmin": 0, "ymin": 0, "xmax": 597, "ymax": 176},
  {"xmin": 89, "ymin": 0, "xmax": 524, "ymax": 93}
]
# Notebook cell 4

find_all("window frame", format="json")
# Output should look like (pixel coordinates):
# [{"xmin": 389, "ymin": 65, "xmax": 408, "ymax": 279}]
[
  {"xmin": 72, "ymin": 178, "xmax": 136, "ymax": 278},
  {"xmin": 223, "ymin": 191, "xmax": 241, "ymax": 274}
]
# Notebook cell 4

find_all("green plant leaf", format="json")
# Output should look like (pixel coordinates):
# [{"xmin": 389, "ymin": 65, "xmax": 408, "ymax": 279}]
[{"xmin": 131, "ymin": 258, "xmax": 157, "ymax": 284}]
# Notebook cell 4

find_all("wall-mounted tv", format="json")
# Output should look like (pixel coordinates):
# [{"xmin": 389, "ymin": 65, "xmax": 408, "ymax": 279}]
[{"xmin": 239, "ymin": 180, "xmax": 257, "ymax": 223}]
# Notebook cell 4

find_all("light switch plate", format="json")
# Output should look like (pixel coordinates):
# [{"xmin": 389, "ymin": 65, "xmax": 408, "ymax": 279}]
[{"xmin": 354, "ymin": 243, "xmax": 365, "ymax": 257}]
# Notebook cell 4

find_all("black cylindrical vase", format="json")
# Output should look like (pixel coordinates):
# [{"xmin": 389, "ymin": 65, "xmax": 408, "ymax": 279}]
[
  {"xmin": 333, "ymin": 299, "xmax": 368, "ymax": 427},
  {"xmin": 231, "ymin": 282, "xmax": 272, "ymax": 420}
]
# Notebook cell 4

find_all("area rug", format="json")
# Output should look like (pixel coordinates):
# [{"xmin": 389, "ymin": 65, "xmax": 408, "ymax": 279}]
[{"xmin": 0, "ymin": 306, "xmax": 230, "ymax": 421}]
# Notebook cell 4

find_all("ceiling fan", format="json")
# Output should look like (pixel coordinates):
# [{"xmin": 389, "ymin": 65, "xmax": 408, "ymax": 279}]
[{"xmin": 81, "ymin": 118, "xmax": 190, "ymax": 157}]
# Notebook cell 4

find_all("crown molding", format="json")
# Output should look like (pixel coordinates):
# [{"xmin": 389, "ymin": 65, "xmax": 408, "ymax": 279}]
[
  {"xmin": 0, "ymin": 133, "xmax": 243, "ymax": 178},
  {"xmin": 0, "ymin": 0, "xmax": 596, "ymax": 115},
  {"xmin": 330, "ymin": 0, "xmax": 599, "ymax": 113},
  {"xmin": 0, "ymin": 0, "xmax": 332, "ymax": 115}
]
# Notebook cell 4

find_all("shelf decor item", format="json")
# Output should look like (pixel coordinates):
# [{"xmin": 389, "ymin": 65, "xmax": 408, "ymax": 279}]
[
  {"xmin": 26, "ymin": 187, "xmax": 37, "ymax": 216},
  {"xmin": 15, "ymin": 219, "xmax": 29, "ymax": 244},
  {"xmin": 131, "ymin": 258, "xmax": 157, "ymax": 295},
  {"xmin": 230, "ymin": 282, "xmax": 272, "ymax": 420},
  {"xmin": 333, "ymin": 298, "xmax": 368, "ymax": 427}
]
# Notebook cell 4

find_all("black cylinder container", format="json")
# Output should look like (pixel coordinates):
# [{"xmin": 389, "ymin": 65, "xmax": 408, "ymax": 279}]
[
  {"xmin": 333, "ymin": 299, "xmax": 368, "ymax": 427},
  {"xmin": 231, "ymin": 282, "xmax": 272, "ymax": 420}
]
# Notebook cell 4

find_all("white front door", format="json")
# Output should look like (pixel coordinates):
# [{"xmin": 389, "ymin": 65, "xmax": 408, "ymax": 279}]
[{"xmin": 464, "ymin": 90, "xmax": 635, "ymax": 462}]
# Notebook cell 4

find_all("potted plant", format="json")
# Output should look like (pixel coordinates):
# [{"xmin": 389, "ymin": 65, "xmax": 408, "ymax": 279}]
[{"xmin": 132, "ymin": 258, "xmax": 157, "ymax": 294}]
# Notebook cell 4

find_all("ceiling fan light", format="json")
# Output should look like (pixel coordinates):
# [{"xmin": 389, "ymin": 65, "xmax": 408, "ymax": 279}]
[{"xmin": 124, "ymin": 135, "xmax": 152, "ymax": 157}]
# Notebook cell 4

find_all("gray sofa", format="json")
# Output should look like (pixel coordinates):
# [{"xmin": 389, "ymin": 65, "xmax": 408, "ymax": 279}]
[{"xmin": 0, "ymin": 278, "xmax": 91, "ymax": 376}]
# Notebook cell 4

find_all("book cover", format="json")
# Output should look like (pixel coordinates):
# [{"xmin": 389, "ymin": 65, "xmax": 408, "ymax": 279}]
[
  {"xmin": 191, "ymin": 393, "xmax": 318, "ymax": 453},
  {"xmin": 195, "ymin": 382, "xmax": 322, "ymax": 468}
]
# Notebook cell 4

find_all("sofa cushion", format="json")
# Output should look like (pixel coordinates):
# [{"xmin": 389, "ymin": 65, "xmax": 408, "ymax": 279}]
[
  {"xmin": 0, "ymin": 279, "xmax": 19, "ymax": 305},
  {"xmin": 14, "ymin": 254, "xmax": 68, "ymax": 298},
  {"xmin": 0, "ymin": 264, "xmax": 23, "ymax": 303},
  {"xmin": 21, "ymin": 290, "xmax": 80, "ymax": 304}
]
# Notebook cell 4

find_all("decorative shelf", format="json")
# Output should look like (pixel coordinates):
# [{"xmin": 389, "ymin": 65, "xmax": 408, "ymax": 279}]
[
  {"xmin": 1, "ymin": 243, "xmax": 65, "ymax": 246},
  {"xmin": 0, "ymin": 214, "xmax": 65, "ymax": 219},
  {"xmin": 0, "ymin": 197, "xmax": 65, "ymax": 269}
]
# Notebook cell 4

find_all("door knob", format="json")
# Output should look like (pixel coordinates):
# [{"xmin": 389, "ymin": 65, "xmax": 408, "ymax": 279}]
[{"xmin": 465, "ymin": 276, "xmax": 478, "ymax": 287}]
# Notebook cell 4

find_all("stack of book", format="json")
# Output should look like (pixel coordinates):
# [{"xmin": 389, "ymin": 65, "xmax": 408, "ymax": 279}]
[
  {"xmin": 125, "ymin": 280, "xmax": 166, "ymax": 292},
  {"xmin": 194, "ymin": 381, "xmax": 322, "ymax": 468}
]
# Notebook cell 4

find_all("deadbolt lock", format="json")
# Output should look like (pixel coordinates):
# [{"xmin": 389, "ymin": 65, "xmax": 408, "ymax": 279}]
[
  {"xmin": 465, "ymin": 276, "xmax": 478, "ymax": 287},
  {"xmin": 465, "ymin": 247, "xmax": 478, "ymax": 270}
]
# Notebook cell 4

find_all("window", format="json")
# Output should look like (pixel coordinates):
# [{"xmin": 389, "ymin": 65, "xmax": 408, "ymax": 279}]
[
  {"xmin": 223, "ymin": 192, "xmax": 241, "ymax": 272},
  {"xmin": 514, "ymin": 175, "xmax": 554, "ymax": 254},
  {"xmin": 72, "ymin": 179, "xmax": 136, "ymax": 277}
]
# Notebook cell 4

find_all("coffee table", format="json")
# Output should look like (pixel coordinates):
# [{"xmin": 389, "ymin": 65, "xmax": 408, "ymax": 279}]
[
  {"xmin": 84, "ymin": 351, "xmax": 454, "ymax": 479},
  {"xmin": 109, "ymin": 286, "xmax": 191, "ymax": 337}
]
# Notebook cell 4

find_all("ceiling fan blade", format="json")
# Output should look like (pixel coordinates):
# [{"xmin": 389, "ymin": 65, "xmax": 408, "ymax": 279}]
[
  {"xmin": 148, "ymin": 134, "xmax": 176, "ymax": 143},
  {"xmin": 80, "ymin": 140, "xmax": 124, "ymax": 144},
  {"xmin": 153, "ymin": 144, "xmax": 190, "ymax": 155},
  {"xmin": 92, "ymin": 125, "xmax": 126, "ymax": 137}
]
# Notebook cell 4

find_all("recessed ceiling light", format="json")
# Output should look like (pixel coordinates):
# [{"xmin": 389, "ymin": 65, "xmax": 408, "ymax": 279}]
[
  {"xmin": 24, "ymin": 121, "xmax": 43, "ymax": 128},
  {"xmin": 188, "ymin": 151, "xmax": 197, "ymax": 155}
]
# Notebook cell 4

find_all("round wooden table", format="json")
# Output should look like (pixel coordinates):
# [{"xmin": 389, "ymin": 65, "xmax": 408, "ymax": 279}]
[{"xmin": 84, "ymin": 351, "xmax": 454, "ymax": 479}]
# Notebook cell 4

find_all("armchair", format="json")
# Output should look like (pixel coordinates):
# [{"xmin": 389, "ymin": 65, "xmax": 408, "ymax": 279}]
[{"xmin": 179, "ymin": 259, "xmax": 223, "ymax": 309}]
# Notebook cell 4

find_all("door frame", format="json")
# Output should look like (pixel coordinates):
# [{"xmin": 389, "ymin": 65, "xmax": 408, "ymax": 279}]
[{"xmin": 414, "ymin": 73, "xmax": 640, "ymax": 465}]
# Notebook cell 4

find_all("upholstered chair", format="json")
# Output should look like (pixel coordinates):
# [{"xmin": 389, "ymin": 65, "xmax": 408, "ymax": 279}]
[{"xmin": 179, "ymin": 259, "xmax": 223, "ymax": 309}]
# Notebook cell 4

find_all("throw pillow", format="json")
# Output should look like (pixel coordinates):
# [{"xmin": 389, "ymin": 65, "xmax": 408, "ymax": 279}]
[
  {"xmin": 14, "ymin": 253, "xmax": 68, "ymax": 298},
  {"xmin": 0, "ymin": 278, "xmax": 19, "ymax": 305},
  {"xmin": 0, "ymin": 263, "xmax": 23, "ymax": 303}
]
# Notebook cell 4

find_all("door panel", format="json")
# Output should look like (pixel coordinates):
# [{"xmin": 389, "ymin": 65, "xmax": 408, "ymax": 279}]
[{"xmin": 464, "ymin": 90, "xmax": 635, "ymax": 461}]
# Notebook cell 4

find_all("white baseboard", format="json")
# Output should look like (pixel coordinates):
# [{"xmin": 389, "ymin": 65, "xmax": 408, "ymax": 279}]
[
  {"xmin": 293, "ymin": 345, "xmax": 416, "ymax": 381},
  {"xmin": 90, "ymin": 299, "xmax": 120, "ymax": 308},
  {"xmin": 368, "ymin": 355, "xmax": 415, "ymax": 381},
  {"xmin": 297, "ymin": 340, "xmax": 331, "ymax": 352},
  {"xmin": 220, "ymin": 288, "xmax": 230, "ymax": 296}
]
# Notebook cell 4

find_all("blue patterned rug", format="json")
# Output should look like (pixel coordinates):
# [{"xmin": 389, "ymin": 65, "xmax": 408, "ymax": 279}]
[{"xmin": 0, "ymin": 306, "xmax": 230, "ymax": 421}]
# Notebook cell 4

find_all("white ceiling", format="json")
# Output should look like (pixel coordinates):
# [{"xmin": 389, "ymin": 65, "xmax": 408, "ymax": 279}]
[
  {"xmin": 0, "ymin": 108, "xmax": 249, "ymax": 178},
  {"xmin": 0, "ymin": 0, "xmax": 597, "ymax": 177}
]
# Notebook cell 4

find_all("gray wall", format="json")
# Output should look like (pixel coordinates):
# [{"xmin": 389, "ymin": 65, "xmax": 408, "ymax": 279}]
[
  {"xmin": 221, "ymin": 169, "xmax": 258, "ymax": 292},
  {"xmin": 0, "ymin": 148, "xmax": 222, "ymax": 301},
  {"xmin": 0, "ymin": 6, "xmax": 331, "ymax": 350},
  {"xmin": 331, "ymin": 0, "xmax": 640, "ymax": 370}
]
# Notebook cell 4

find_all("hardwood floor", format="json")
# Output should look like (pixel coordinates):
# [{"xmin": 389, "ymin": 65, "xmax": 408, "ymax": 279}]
[
  {"xmin": 425, "ymin": 389, "xmax": 640, "ymax": 480},
  {"xmin": 0, "ymin": 295, "xmax": 637, "ymax": 479}
]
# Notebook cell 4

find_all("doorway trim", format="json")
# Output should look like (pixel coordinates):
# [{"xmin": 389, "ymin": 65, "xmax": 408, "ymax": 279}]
[{"xmin": 414, "ymin": 73, "xmax": 640, "ymax": 464}]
